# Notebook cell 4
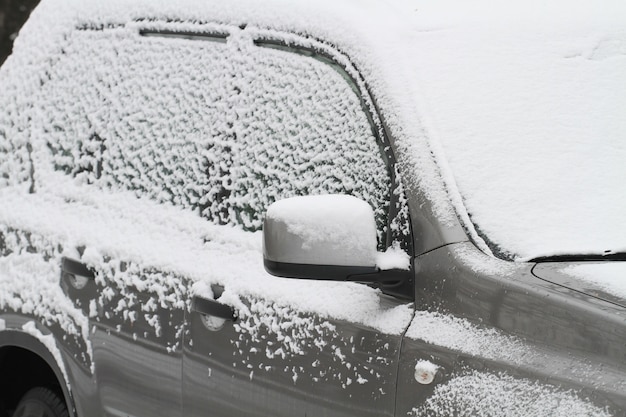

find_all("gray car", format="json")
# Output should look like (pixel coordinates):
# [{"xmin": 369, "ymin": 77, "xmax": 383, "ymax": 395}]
[{"xmin": 0, "ymin": 0, "xmax": 625, "ymax": 416}]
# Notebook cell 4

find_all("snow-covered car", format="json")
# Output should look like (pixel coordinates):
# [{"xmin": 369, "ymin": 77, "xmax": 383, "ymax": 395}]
[{"xmin": 1, "ymin": 0, "xmax": 625, "ymax": 416}]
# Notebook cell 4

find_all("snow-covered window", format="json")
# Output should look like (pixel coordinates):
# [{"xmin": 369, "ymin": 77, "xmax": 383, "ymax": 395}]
[{"xmin": 31, "ymin": 26, "xmax": 395, "ymax": 243}]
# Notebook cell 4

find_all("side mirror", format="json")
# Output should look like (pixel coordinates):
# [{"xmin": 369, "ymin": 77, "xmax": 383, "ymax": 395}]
[{"xmin": 263, "ymin": 195, "xmax": 410, "ymax": 285}]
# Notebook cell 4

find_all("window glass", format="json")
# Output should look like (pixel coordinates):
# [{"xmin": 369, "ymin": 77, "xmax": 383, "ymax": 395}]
[{"xmin": 35, "ymin": 27, "xmax": 393, "ymax": 244}]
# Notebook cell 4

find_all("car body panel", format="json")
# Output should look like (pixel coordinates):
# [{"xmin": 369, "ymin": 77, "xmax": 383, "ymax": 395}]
[
  {"xmin": 410, "ymin": 242, "xmax": 626, "ymax": 410},
  {"xmin": 184, "ymin": 293, "xmax": 405, "ymax": 417}
]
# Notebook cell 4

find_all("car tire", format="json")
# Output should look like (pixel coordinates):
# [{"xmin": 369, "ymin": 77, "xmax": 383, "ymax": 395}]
[{"xmin": 12, "ymin": 388, "xmax": 68, "ymax": 417}]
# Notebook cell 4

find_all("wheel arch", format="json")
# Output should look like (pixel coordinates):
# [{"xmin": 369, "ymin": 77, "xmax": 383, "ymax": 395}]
[{"xmin": 0, "ymin": 330, "xmax": 76, "ymax": 417}]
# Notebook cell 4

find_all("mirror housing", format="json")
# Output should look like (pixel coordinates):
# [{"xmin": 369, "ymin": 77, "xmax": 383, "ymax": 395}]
[
  {"xmin": 263, "ymin": 195, "xmax": 410, "ymax": 287},
  {"xmin": 264, "ymin": 194, "xmax": 377, "ymax": 267}
]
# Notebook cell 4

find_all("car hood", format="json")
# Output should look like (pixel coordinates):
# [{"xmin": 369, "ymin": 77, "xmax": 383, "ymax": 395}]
[{"xmin": 532, "ymin": 262, "xmax": 626, "ymax": 308}]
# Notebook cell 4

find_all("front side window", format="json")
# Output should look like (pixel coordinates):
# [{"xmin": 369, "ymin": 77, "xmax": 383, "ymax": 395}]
[{"xmin": 33, "ymin": 25, "xmax": 407, "ymax": 248}]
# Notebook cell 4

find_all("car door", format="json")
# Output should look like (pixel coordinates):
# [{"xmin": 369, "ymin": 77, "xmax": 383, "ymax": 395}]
[{"xmin": 181, "ymin": 28, "xmax": 414, "ymax": 416}]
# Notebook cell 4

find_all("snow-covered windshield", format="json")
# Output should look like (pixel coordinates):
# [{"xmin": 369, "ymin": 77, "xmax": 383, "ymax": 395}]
[{"xmin": 408, "ymin": 1, "xmax": 626, "ymax": 261}]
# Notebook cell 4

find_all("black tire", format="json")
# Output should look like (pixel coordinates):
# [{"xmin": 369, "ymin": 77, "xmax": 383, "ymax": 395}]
[{"xmin": 12, "ymin": 388, "xmax": 68, "ymax": 417}]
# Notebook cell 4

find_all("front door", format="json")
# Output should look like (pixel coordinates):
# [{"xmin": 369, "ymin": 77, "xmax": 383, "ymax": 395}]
[
  {"xmin": 184, "ymin": 288, "xmax": 409, "ymax": 416},
  {"xmin": 178, "ymin": 26, "xmax": 414, "ymax": 416}
]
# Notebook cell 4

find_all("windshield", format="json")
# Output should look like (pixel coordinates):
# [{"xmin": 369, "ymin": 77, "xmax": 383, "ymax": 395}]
[{"xmin": 408, "ymin": 6, "xmax": 626, "ymax": 261}]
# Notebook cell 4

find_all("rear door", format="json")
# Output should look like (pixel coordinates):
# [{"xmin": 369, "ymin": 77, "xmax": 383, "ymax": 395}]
[
  {"xmin": 26, "ymin": 23, "xmax": 240, "ymax": 416},
  {"xmin": 180, "ymin": 27, "xmax": 414, "ymax": 417}
]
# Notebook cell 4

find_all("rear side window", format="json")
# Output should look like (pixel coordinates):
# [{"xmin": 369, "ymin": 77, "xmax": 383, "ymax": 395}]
[{"xmin": 32, "ymin": 25, "xmax": 398, "ymax": 245}]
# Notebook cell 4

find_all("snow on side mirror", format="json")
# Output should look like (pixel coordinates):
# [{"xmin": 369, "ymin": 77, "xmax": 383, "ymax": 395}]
[
  {"xmin": 263, "ymin": 195, "xmax": 409, "ymax": 284},
  {"xmin": 263, "ymin": 194, "xmax": 377, "ymax": 279}
]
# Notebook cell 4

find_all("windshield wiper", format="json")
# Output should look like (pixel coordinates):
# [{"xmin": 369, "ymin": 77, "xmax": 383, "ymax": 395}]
[{"xmin": 530, "ymin": 253, "xmax": 626, "ymax": 263}]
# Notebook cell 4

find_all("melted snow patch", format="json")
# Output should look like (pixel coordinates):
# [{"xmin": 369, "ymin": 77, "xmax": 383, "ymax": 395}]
[
  {"xmin": 412, "ymin": 370, "xmax": 611, "ymax": 417},
  {"xmin": 565, "ymin": 263, "xmax": 626, "ymax": 300}
]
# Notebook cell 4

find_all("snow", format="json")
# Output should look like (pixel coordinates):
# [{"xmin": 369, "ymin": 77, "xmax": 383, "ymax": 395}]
[
  {"xmin": 414, "ymin": 359, "xmax": 438, "ymax": 375},
  {"xmin": 406, "ymin": 309, "xmax": 623, "ymax": 413},
  {"xmin": 565, "ymin": 263, "xmax": 626, "ymax": 300},
  {"xmin": 0, "ymin": 248, "xmax": 93, "ymax": 365},
  {"xmin": 412, "ymin": 370, "xmax": 611, "ymax": 417},
  {"xmin": 226, "ymin": 296, "xmax": 404, "ymax": 389},
  {"xmin": 406, "ymin": 311, "xmax": 529, "ymax": 364},
  {"xmin": 403, "ymin": 1, "xmax": 626, "ymax": 260},
  {"xmin": 2, "ymin": 0, "xmax": 621, "ymax": 263},
  {"xmin": 265, "ymin": 194, "xmax": 377, "ymax": 266},
  {"xmin": 452, "ymin": 244, "xmax": 521, "ymax": 277},
  {"xmin": 15, "ymin": 20, "xmax": 391, "ymax": 241},
  {"xmin": 375, "ymin": 242, "xmax": 411, "ymax": 270},
  {"xmin": 414, "ymin": 359, "xmax": 439, "ymax": 385},
  {"xmin": 0, "ymin": 175, "xmax": 413, "ymax": 338},
  {"xmin": 0, "ymin": 0, "xmax": 424, "ymax": 355}
]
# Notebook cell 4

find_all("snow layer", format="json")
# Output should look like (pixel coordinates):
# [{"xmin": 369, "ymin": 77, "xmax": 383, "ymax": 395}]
[
  {"xmin": 14, "ymin": 20, "xmax": 391, "ymax": 240},
  {"xmin": 406, "ymin": 311, "xmax": 528, "ymax": 363},
  {"xmin": 0, "ymin": 0, "xmax": 624, "ymax": 408},
  {"xmin": 4, "ymin": 0, "xmax": 623, "ymax": 263},
  {"xmin": 0, "ymin": 240, "xmax": 93, "ymax": 366},
  {"xmin": 406, "ymin": 310, "xmax": 621, "ymax": 414},
  {"xmin": 2, "ymin": 0, "xmax": 625, "ymax": 262},
  {"xmin": 405, "ymin": 1, "xmax": 626, "ymax": 260},
  {"xmin": 565, "ymin": 263, "xmax": 626, "ymax": 300},
  {"xmin": 0, "ymin": 175, "xmax": 413, "ymax": 336},
  {"xmin": 0, "ymin": 0, "xmax": 419, "ymax": 351},
  {"xmin": 266, "ymin": 195, "xmax": 377, "ymax": 266},
  {"xmin": 413, "ymin": 370, "xmax": 610, "ymax": 417},
  {"xmin": 376, "ymin": 242, "xmax": 411, "ymax": 270}
]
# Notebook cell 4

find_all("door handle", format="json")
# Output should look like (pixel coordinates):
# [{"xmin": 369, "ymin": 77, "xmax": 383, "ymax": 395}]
[
  {"xmin": 61, "ymin": 257, "xmax": 95, "ymax": 290},
  {"xmin": 191, "ymin": 295, "xmax": 237, "ymax": 322},
  {"xmin": 62, "ymin": 257, "xmax": 95, "ymax": 280}
]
